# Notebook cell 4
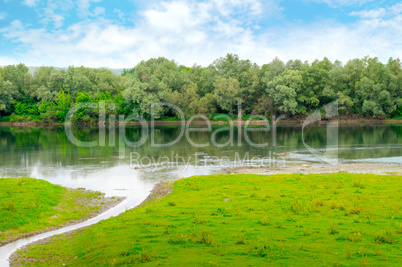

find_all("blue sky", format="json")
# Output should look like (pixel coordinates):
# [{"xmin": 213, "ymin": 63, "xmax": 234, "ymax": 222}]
[{"xmin": 0, "ymin": 0, "xmax": 401, "ymax": 67}]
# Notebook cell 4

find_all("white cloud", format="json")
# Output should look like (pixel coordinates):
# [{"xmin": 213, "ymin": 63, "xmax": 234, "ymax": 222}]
[
  {"xmin": 41, "ymin": 8, "xmax": 65, "ymax": 28},
  {"xmin": 350, "ymin": 8, "xmax": 386, "ymax": 19},
  {"xmin": 308, "ymin": 0, "xmax": 373, "ymax": 7},
  {"xmin": 390, "ymin": 3, "xmax": 402, "ymax": 15},
  {"xmin": 114, "ymin": 9, "xmax": 124, "ymax": 20},
  {"xmin": 0, "ymin": 0, "xmax": 281, "ymax": 67},
  {"xmin": 0, "ymin": 12, "xmax": 6, "ymax": 20},
  {"xmin": 22, "ymin": 0, "xmax": 40, "ymax": 7},
  {"xmin": 33, "ymin": 0, "xmax": 74, "ymax": 28},
  {"xmin": 93, "ymin": 7, "xmax": 105, "ymax": 16},
  {"xmin": 0, "ymin": 56, "xmax": 18, "ymax": 66},
  {"xmin": 263, "ymin": 20, "xmax": 399, "ymax": 64},
  {"xmin": 0, "ymin": 0, "xmax": 401, "ymax": 68},
  {"xmin": 273, "ymin": 3, "xmax": 402, "ymax": 63},
  {"xmin": 350, "ymin": 3, "xmax": 402, "ymax": 19},
  {"xmin": 28, "ymin": 0, "xmax": 103, "ymax": 28},
  {"xmin": 77, "ymin": 0, "xmax": 103, "ymax": 17}
]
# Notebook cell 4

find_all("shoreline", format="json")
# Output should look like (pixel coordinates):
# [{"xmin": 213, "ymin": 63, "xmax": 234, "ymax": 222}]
[
  {"xmin": 0, "ymin": 119, "xmax": 401, "ymax": 127},
  {"xmin": 224, "ymin": 163, "xmax": 402, "ymax": 176}
]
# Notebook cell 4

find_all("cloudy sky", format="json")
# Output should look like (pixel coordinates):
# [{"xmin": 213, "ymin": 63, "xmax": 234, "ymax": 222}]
[{"xmin": 0, "ymin": 0, "xmax": 401, "ymax": 68}]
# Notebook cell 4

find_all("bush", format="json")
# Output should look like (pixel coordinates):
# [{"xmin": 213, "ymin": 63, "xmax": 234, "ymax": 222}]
[
  {"xmin": 209, "ymin": 113, "xmax": 236, "ymax": 121},
  {"xmin": 14, "ymin": 101, "xmax": 39, "ymax": 116},
  {"xmin": 10, "ymin": 114, "xmax": 26, "ymax": 122},
  {"xmin": 39, "ymin": 100, "xmax": 57, "ymax": 122},
  {"xmin": 0, "ymin": 116, "xmax": 11, "ymax": 122}
]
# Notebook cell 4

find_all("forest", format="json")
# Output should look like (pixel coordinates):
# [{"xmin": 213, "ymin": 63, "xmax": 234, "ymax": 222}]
[{"xmin": 0, "ymin": 54, "xmax": 401, "ymax": 123}]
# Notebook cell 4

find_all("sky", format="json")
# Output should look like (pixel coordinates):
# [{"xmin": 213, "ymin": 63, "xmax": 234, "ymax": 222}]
[{"xmin": 0, "ymin": 0, "xmax": 401, "ymax": 68}]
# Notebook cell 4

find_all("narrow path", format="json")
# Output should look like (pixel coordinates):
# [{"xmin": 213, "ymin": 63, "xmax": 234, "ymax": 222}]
[{"xmin": 0, "ymin": 194, "xmax": 149, "ymax": 267}]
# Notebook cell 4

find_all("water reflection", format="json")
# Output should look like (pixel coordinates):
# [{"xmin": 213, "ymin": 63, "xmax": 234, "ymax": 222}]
[{"xmin": 0, "ymin": 124, "xmax": 400, "ymax": 195}]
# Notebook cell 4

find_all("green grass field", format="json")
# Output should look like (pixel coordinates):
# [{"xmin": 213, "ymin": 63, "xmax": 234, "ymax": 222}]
[
  {"xmin": 12, "ymin": 174, "xmax": 402, "ymax": 266},
  {"xmin": 0, "ymin": 178, "xmax": 107, "ymax": 245}
]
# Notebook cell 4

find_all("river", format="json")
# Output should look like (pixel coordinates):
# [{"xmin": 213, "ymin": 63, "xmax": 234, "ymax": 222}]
[{"xmin": 0, "ymin": 124, "xmax": 401, "ymax": 265}]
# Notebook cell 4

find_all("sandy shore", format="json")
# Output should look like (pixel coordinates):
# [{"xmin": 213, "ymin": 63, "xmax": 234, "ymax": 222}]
[{"xmin": 224, "ymin": 163, "xmax": 402, "ymax": 175}]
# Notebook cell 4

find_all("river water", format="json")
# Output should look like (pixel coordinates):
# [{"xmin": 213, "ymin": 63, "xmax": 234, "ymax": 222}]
[{"xmin": 0, "ymin": 124, "xmax": 401, "ymax": 265}]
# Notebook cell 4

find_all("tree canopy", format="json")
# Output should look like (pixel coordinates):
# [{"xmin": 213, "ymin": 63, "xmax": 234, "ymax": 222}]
[{"xmin": 0, "ymin": 54, "xmax": 401, "ymax": 123}]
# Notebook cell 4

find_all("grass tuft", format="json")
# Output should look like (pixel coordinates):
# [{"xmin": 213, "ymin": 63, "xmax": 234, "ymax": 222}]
[
  {"xmin": 329, "ymin": 223, "xmax": 340, "ymax": 235},
  {"xmin": 374, "ymin": 231, "xmax": 396, "ymax": 244},
  {"xmin": 353, "ymin": 181, "xmax": 366, "ymax": 189},
  {"xmin": 258, "ymin": 216, "xmax": 270, "ymax": 226}
]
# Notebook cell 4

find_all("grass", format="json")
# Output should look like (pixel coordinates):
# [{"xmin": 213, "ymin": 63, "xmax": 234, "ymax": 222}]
[
  {"xmin": 13, "ymin": 173, "xmax": 402, "ymax": 266},
  {"xmin": 0, "ymin": 116, "xmax": 11, "ymax": 122},
  {"xmin": 0, "ymin": 178, "xmax": 106, "ymax": 244},
  {"xmin": 386, "ymin": 116, "xmax": 402, "ymax": 121}
]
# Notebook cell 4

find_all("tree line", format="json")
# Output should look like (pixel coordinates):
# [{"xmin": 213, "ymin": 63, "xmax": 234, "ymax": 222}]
[{"xmin": 0, "ymin": 54, "xmax": 401, "ymax": 123}]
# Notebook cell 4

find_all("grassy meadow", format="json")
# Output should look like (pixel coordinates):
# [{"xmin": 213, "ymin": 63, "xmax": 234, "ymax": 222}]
[
  {"xmin": 0, "ymin": 178, "xmax": 108, "ymax": 245},
  {"xmin": 11, "ymin": 173, "xmax": 402, "ymax": 266}
]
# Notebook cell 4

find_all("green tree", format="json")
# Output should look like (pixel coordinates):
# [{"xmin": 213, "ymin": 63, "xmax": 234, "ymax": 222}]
[
  {"xmin": 92, "ymin": 68, "xmax": 120, "ymax": 96},
  {"xmin": 39, "ymin": 100, "xmax": 57, "ymax": 122},
  {"xmin": 356, "ymin": 77, "xmax": 392, "ymax": 118},
  {"xmin": 323, "ymin": 64, "xmax": 354, "ymax": 115},
  {"xmin": 31, "ymin": 67, "xmax": 65, "ymax": 102},
  {"xmin": 0, "ymin": 81, "xmax": 16, "ymax": 114},
  {"xmin": 344, "ymin": 58, "xmax": 364, "ymax": 100},
  {"xmin": 261, "ymin": 57, "xmax": 286, "ymax": 82},
  {"xmin": 72, "ymin": 92, "xmax": 97, "ymax": 124},
  {"xmin": 56, "ymin": 89, "xmax": 72, "ymax": 122},
  {"xmin": 63, "ymin": 67, "xmax": 92, "ymax": 98},
  {"xmin": 4, "ymin": 64, "xmax": 32, "ymax": 100},
  {"xmin": 265, "ymin": 69, "xmax": 299, "ymax": 115},
  {"xmin": 213, "ymin": 54, "xmax": 261, "ymax": 118},
  {"xmin": 299, "ymin": 58, "xmax": 333, "ymax": 111},
  {"xmin": 113, "ymin": 93, "xmax": 131, "ymax": 116},
  {"xmin": 214, "ymin": 76, "xmax": 242, "ymax": 116},
  {"xmin": 122, "ymin": 58, "xmax": 179, "ymax": 119}
]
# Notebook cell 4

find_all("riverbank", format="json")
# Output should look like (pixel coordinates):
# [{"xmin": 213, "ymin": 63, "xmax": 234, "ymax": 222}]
[
  {"xmin": 0, "ymin": 118, "xmax": 401, "ymax": 127},
  {"xmin": 0, "ymin": 178, "xmax": 124, "ymax": 246},
  {"xmin": 11, "ymin": 173, "xmax": 402, "ymax": 266},
  {"xmin": 224, "ymin": 163, "xmax": 402, "ymax": 176}
]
